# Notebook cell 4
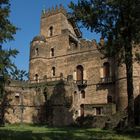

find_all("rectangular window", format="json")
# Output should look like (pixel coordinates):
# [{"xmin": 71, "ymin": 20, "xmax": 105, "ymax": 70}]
[{"xmin": 96, "ymin": 107, "xmax": 103, "ymax": 115}]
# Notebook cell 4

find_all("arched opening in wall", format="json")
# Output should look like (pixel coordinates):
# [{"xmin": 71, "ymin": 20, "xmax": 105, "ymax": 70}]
[
  {"xmin": 49, "ymin": 26, "xmax": 53, "ymax": 37},
  {"xmin": 43, "ymin": 75, "xmax": 47, "ymax": 80},
  {"xmin": 107, "ymin": 95, "xmax": 113, "ymax": 103},
  {"xmin": 35, "ymin": 48, "xmax": 39, "ymax": 56},
  {"xmin": 103, "ymin": 62, "xmax": 110, "ymax": 77},
  {"xmin": 35, "ymin": 74, "xmax": 39, "ymax": 82},
  {"xmin": 76, "ymin": 65, "xmax": 84, "ymax": 82},
  {"xmin": 15, "ymin": 93, "xmax": 20, "ymax": 104},
  {"xmin": 43, "ymin": 87, "xmax": 47, "ymax": 102},
  {"xmin": 80, "ymin": 104, "xmax": 84, "ymax": 117},
  {"xmin": 81, "ymin": 90, "xmax": 85, "ymax": 99},
  {"xmin": 50, "ymin": 48, "xmax": 54, "ymax": 57},
  {"xmin": 73, "ymin": 91, "xmax": 77, "ymax": 102},
  {"xmin": 52, "ymin": 67, "xmax": 55, "ymax": 76}
]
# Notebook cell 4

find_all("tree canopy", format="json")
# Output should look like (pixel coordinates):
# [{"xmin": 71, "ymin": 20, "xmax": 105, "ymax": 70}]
[
  {"xmin": 69, "ymin": 0, "xmax": 140, "ymax": 127},
  {"xmin": 0, "ymin": 0, "xmax": 27, "ymax": 96}
]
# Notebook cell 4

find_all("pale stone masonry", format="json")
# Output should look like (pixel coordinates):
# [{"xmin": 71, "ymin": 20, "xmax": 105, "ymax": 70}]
[{"xmin": 4, "ymin": 5, "xmax": 140, "ymax": 126}]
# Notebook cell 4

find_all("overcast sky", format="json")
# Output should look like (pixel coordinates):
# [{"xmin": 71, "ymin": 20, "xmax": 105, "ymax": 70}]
[{"xmin": 4, "ymin": 0, "xmax": 100, "ymax": 72}]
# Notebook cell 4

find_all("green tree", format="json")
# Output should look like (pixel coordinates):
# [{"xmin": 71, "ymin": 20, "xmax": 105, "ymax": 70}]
[
  {"xmin": 69, "ymin": 0, "xmax": 140, "ymax": 127},
  {"xmin": 10, "ymin": 69, "xmax": 28, "ymax": 81},
  {"xmin": 0, "ymin": 0, "xmax": 18, "ymax": 125},
  {"xmin": 0, "ymin": 0, "xmax": 18, "ymax": 89}
]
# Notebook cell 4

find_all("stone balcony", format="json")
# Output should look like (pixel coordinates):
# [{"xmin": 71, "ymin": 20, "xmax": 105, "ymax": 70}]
[
  {"xmin": 98, "ymin": 77, "xmax": 115, "ymax": 85},
  {"xmin": 75, "ymin": 80, "xmax": 87, "ymax": 90}
]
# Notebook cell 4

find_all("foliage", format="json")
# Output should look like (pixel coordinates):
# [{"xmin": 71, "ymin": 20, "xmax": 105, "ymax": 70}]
[
  {"xmin": 10, "ymin": 69, "xmax": 28, "ymax": 81},
  {"xmin": 0, "ymin": 48, "xmax": 18, "ymax": 79},
  {"xmin": 0, "ymin": 0, "xmax": 28, "ymax": 81},
  {"xmin": 0, "ymin": 0, "xmax": 17, "ymax": 44},
  {"xmin": 135, "ymin": 52, "xmax": 140, "ymax": 62},
  {"xmin": 0, "ymin": 0, "xmax": 28, "ymax": 125},
  {"xmin": 0, "ymin": 0, "xmax": 18, "ymax": 99},
  {"xmin": 69, "ymin": 0, "xmax": 140, "ymax": 127},
  {"xmin": 69, "ymin": 0, "xmax": 140, "ymax": 57}
]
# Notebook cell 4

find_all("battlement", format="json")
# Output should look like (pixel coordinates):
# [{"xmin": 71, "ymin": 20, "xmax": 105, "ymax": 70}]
[
  {"xmin": 80, "ymin": 39, "xmax": 97, "ymax": 48},
  {"xmin": 41, "ymin": 4, "xmax": 67, "ymax": 18}
]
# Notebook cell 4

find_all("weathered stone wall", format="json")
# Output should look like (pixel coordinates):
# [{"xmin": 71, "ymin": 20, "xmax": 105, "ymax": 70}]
[
  {"xmin": 5, "ymin": 80, "xmax": 73, "ymax": 125},
  {"xmin": 28, "ymin": 6, "xmax": 116, "ymax": 123}
]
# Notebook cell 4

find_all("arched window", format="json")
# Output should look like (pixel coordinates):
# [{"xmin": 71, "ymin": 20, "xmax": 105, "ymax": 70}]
[
  {"xmin": 35, "ymin": 48, "xmax": 39, "ymax": 56},
  {"xmin": 35, "ymin": 74, "xmax": 39, "ymax": 81},
  {"xmin": 52, "ymin": 67, "xmax": 55, "ymax": 76},
  {"xmin": 50, "ymin": 48, "xmax": 54, "ymax": 57},
  {"xmin": 76, "ymin": 65, "xmax": 84, "ymax": 81},
  {"xmin": 49, "ymin": 26, "xmax": 53, "ymax": 36},
  {"xmin": 103, "ymin": 62, "xmax": 110, "ymax": 77}
]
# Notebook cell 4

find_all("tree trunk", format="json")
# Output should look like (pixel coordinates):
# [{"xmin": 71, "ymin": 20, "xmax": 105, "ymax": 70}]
[{"xmin": 125, "ymin": 41, "xmax": 135, "ymax": 127}]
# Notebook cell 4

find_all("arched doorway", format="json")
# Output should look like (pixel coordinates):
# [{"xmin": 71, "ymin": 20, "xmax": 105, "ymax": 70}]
[{"xmin": 76, "ymin": 65, "xmax": 84, "ymax": 82}]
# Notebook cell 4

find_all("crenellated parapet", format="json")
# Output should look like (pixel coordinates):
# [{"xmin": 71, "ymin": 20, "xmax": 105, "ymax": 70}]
[
  {"xmin": 80, "ymin": 39, "xmax": 97, "ymax": 48},
  {"xmin": 41, "ymin": 4, "xmax": 67, "ymax": 18}
]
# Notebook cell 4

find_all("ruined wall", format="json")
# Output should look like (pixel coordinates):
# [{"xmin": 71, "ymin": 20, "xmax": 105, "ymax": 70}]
[{"xmin": 5, "ymin": 80, "xmax": 73, "ymax": 126}]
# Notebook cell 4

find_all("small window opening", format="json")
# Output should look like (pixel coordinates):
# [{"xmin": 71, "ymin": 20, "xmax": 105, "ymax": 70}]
[
  {"xmin": 107, "ymin": 95, "xmax": 113, "ymax": 103},
  {"xmin": 43, "ymin": 92, "xmax": 47, "ymax": 101},
  {"xmin": 96, "ymin": 107, "xmax": 102, "ymax": 115},
  {"xmin": 35, "ymin": 74, "xmax": 39, "ymax": 81},
  {"xmin": 15, "ymin": 93, "xmax": 20, "ymax": 98},
  {"xmin": 13, "ymin": 108, "xmax": 16, "ymax": 114},
  {"xmin": 49, "ymin": 26, "xmax": 53, "ymax": 36},
  {"xmin": 35, "ymin": 48, "xmax": 39, "ymax": 56},
  {"xmin": 50, "ymin": 48, "xmax": 54, "ymax": 57},
  {"xmin": 52, "ymin": 67, "xmax": 55, "ymax": 76}
]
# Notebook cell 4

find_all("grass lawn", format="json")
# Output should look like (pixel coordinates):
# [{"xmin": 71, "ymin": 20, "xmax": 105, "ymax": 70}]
[{"xmin": 0, "ymin": 124, "xmax": 140, "ymax": 140}]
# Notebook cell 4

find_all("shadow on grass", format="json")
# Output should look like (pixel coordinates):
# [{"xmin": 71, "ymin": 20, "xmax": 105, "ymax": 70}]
[
  {"xmin": 0, "ymin": 129, "xmax": 111, "ymax": 140},
  {"xmin": 0, "ymin": 126, "xmax": 140, "ymax": 140},
  {"xmin": 116, "ymin": 127, "xmax": 140, "ymax": 139}
]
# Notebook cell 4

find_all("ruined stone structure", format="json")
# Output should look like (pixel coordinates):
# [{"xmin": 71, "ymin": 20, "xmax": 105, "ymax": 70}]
[{"xmin": 4, "ymin": 5, "xmax": 140, "ymax": 126}]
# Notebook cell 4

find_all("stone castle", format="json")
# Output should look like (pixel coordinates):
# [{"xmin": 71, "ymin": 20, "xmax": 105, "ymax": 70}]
[{"xmin": 4, "ymin": 5, "xmax": 140, "ymax": 126}]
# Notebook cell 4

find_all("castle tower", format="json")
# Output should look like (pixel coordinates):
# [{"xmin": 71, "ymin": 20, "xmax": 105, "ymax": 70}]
[
  {"xmin": 29, "ymin": 35, "xmax": 47, "ymax": 81},
  {"xmin": 29, "ymin": 5, "xmax": 82, "ymax": 82}
]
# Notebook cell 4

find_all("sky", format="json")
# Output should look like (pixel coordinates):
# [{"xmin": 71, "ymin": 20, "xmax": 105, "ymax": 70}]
[{"xmin": 4, "ymin": 0, "xmax": 100, "ymax": 72}]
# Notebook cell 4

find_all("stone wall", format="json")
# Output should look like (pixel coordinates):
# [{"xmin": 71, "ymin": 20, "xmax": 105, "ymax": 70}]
[{"xmin": 4, "ymin": 79, "xmax": 73, "ymax": 125}]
